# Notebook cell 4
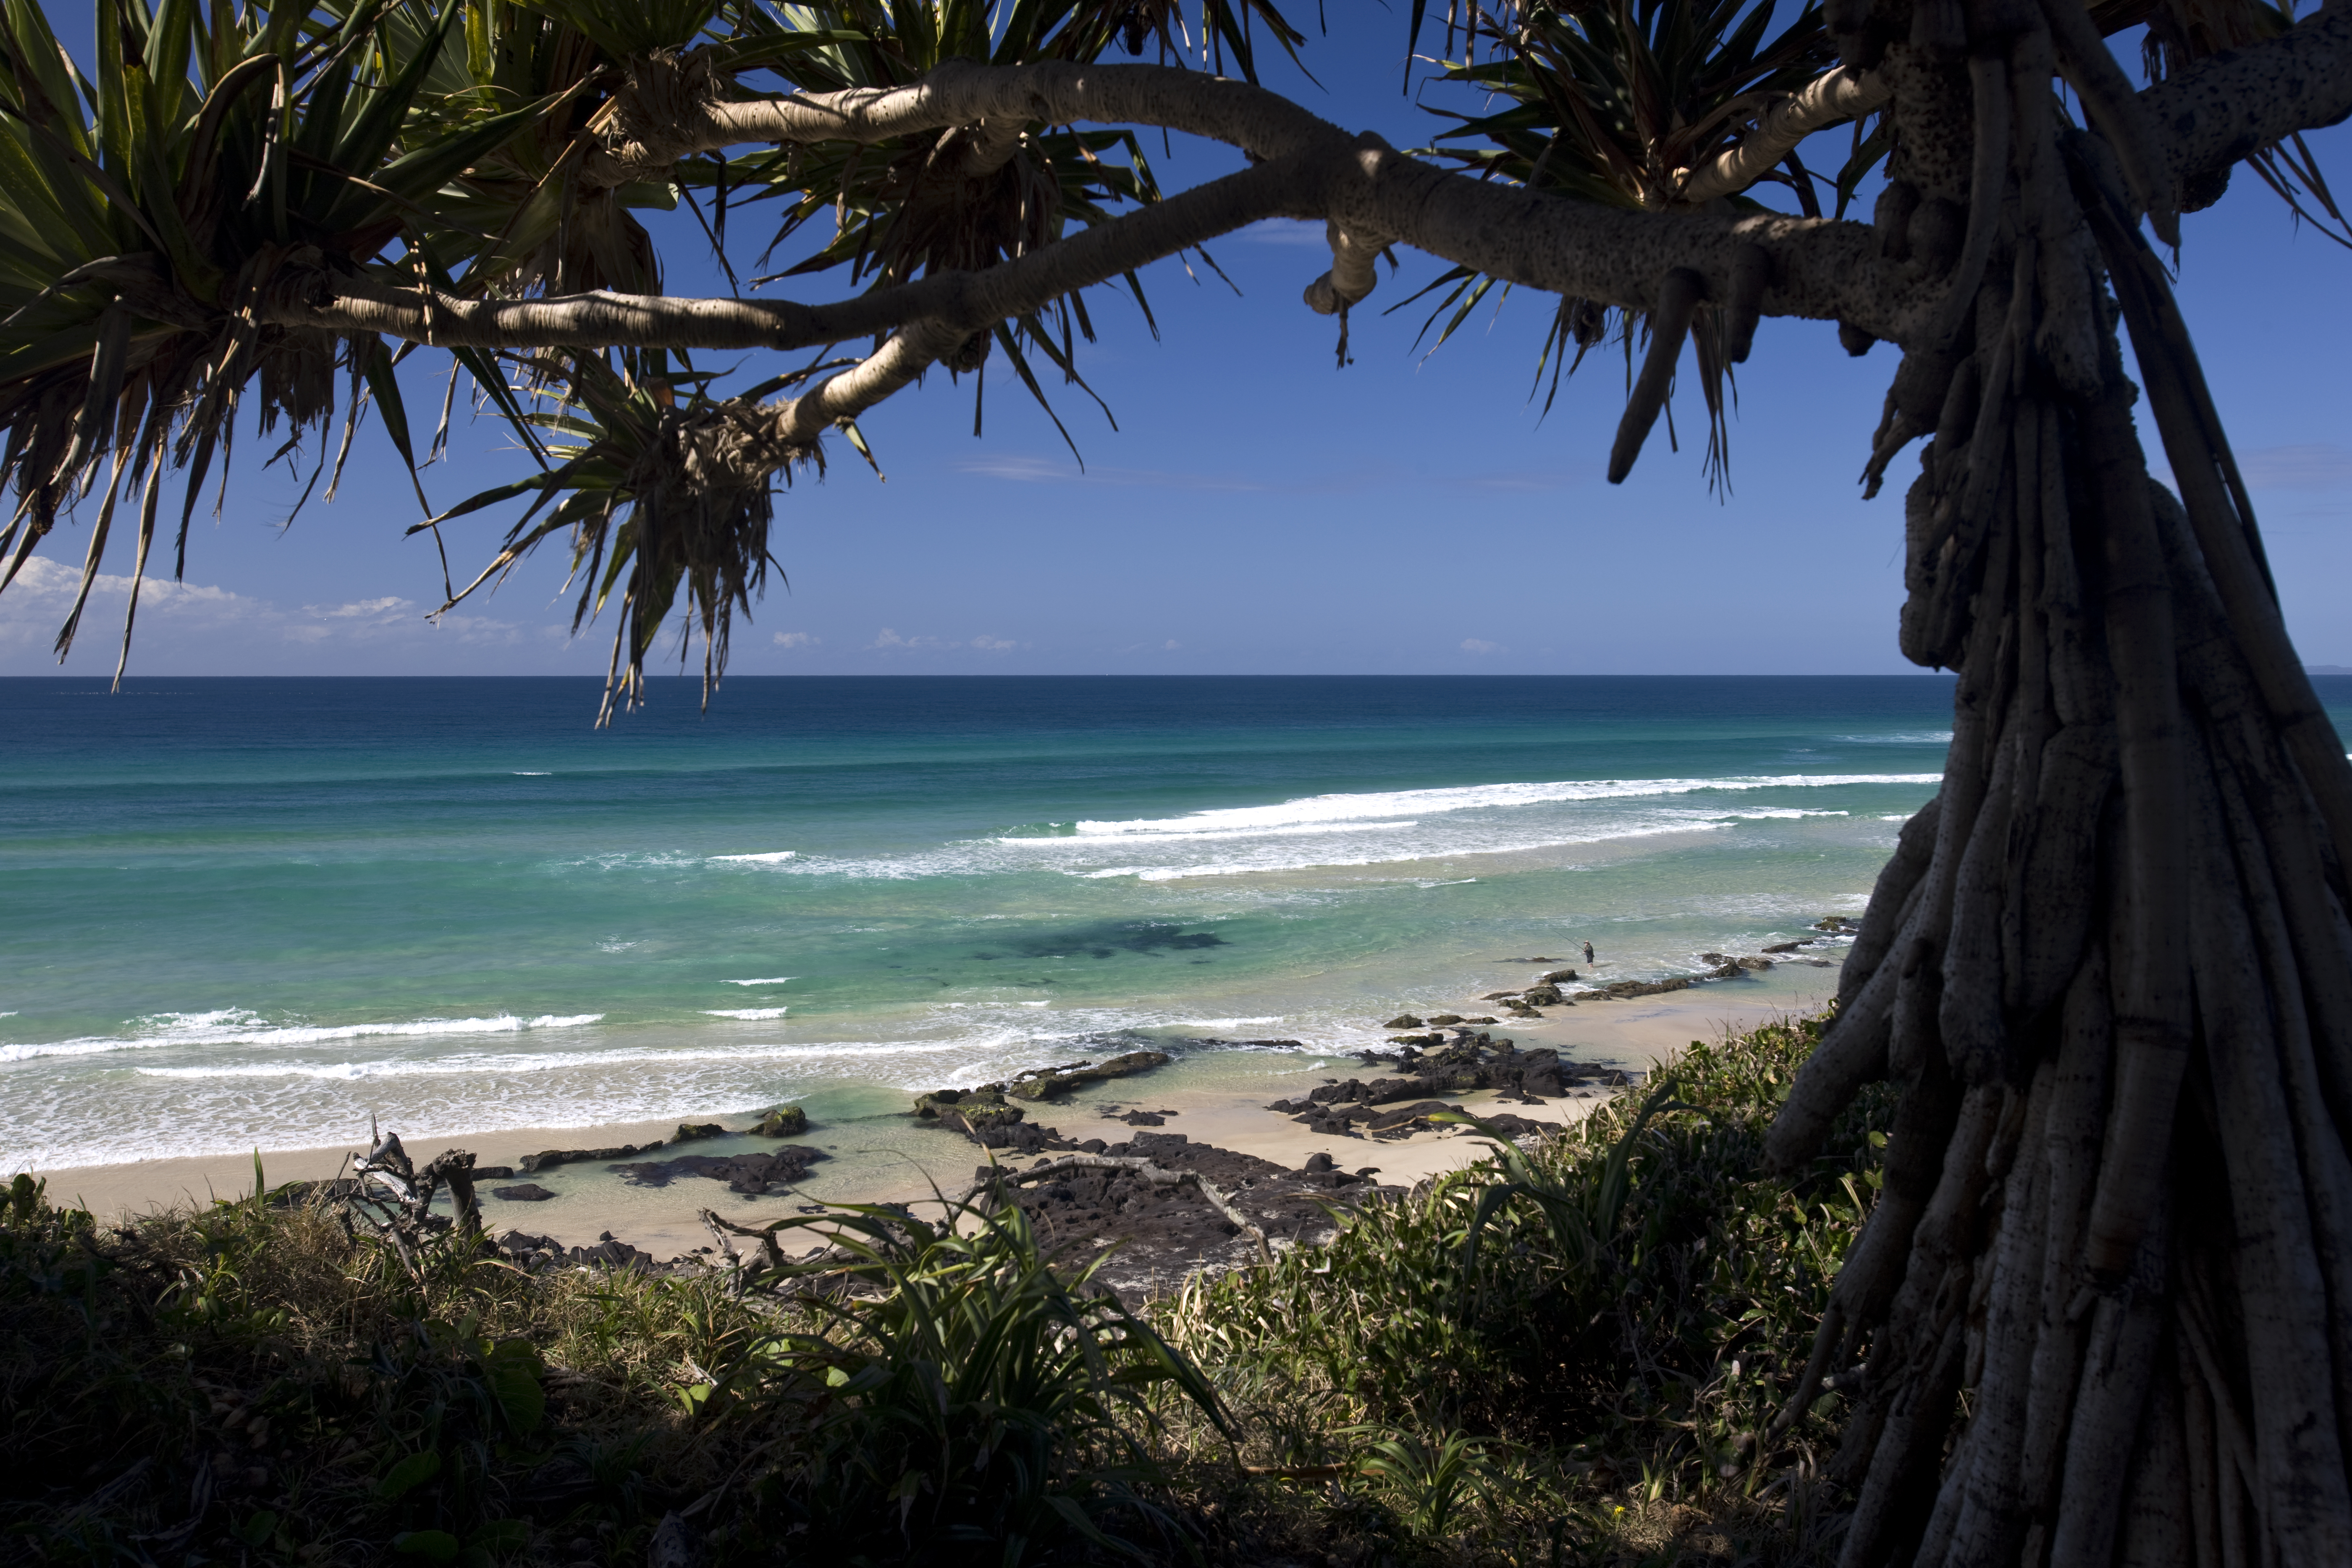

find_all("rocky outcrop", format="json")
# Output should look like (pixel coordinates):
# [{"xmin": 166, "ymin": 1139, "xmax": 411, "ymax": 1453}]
[
  {"xmin": 1540, "ymin": 968, "xmax": 1580, "ymax": 983},
  {"xmin": 496, "ymin": 1230, "xmax": 659, "ymax": 1272},
  {"xmin": 609, "ymin": 1146, "xmax": 825, "ymax": 1194},
  {"xmin": 492, "ymin": 1183, "xmax": 558, "ymax": 1202},
  {"xmin": 1006, "ymin": 1050, "xmax": 1170, "ymax": 1100},
  {"xmin": 519, "ymin": 1141, "xmax": 660, "ymax": 1174},
  {"xmin": 747, "ymin": 1104, "xmax": 808, "ymax": 1137},
  {"xmin": 673, "ymin": 1123, "xmax": 725, "ymax": 1143},
  {"xmin": 1382, "ymin": 1013, "xmax": 1425, "ymax": 1030},
  {"xmin": 973, "ymin": 1132, "xmax": 1390, "ymax": 1304},
  {"xmin": 1272, "ymin": 1036, "xmax": 1606, "ymax": 1130}
]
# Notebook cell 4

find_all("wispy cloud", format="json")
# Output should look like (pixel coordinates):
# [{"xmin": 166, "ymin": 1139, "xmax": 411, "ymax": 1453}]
[
  {"xmin": 1460, "ymin": 638, "xmax": 1504, "ymax": 656},
  {"xmin": 2242, "ymin": 443, "xmax": 2352, "ymax": 490},
  {"xmin": 772, "ymin": 630, "xmax": 821, "ymax": 648},
  {"xmin": 869, "ymin": 627, "xmax": 1022, "ymax": 654},
  {"xmin": 0, "ymin": 556, "xmax": 526, "ymax": 667},
  {"xmin": 953, "ymin": 454, "xmax": 1274, "ymax": 493}
]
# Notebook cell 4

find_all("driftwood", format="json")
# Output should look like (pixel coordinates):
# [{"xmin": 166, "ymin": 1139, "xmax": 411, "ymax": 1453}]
[{"xmin": 343, "ymin": 1123, "xmax": 482, "ymax": 1280}]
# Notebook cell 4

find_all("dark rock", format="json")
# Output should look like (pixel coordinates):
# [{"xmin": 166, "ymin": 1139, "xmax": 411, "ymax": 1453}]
[
  {"xmin": 1382, "ymin": 1014, "xmax": 1425, "ymax": 1030},
  {"xmin": 1700, "ymin": 953, "xmax": 1730, "ymax": 966},
  {"xmin": 565, "ymin": 1238, "xmax": 655, "ymax": 1270},
  {"xmin": 914, "ymin": 1086, "xmax": 1008, "ymax": 1120},
  {"xmin": 1521, "ymin": 983, "xmax": 1565, "ymax": 1005},
  {"xmin": 1007, "ymin": 1050, "xmax": 1172, "ymax": 1101},
  {"xmin": 610, "ymin": 1147, "xmax": 826, "ymax": 1194},
  {"xmin": 1425, "ymin": 1013, "xmax": 1463, "ymax": 1026},
  {"xmin": 1736, "ymin": 957, "xmax": 1773, "ymax": 971},
  {"xmin": 472, "ymin": 1166, "xmax": 515, "ymax": 1180},
  {"xmin": 1540, "ymin": 969, "xmax": 1579, "ymax": 983},
  {"xmin": 1604, "ymin": 976, "xmax": 1697, "ymax": 997},
  {"xmin": 1118, "ymin": 1111, "xmax": 1166, "ymax": 1127},
  {"xmin": 1365, "ymin": 1099, "xmax": 1457, "ymax": 1132},
  {"xmin": 1079, "ymin": 1138, "xmax": 1107, "ymax": 1154},
  {"xmin": 1762, "ymin": 941, "xmax": 1805, "ymax": 954},
  {"xmin": 1302, "ymin": 1152, "xmax": 1335, "ymax": 1173},
  {"xmin": 1473, "ymin": 1113, "xmax": 1549, "ymax": 1139},
  {"xmin": 1265, "ymin": 1098, "xmax": 1307, "ymax": 1114},
  {"xmin": 974, "ymin": 1136, "xmax": 1392, "ymax": 1306},
  {"xmin": 493, "ymin": 1183, "xmax": 559, "ymax": 1202},
  {"xmin": 1480, "ymin": 991, "xmax": 1519, "ymax": 1001},
  {"xmin": 672, "ymin": 1122, "xmax": 726, "ymax": 1143},
  {"xmin": 748, "ymin": 1105, "xmax": 809, "ymax": 1138},
  {"xmin": 519, "ymin": 1142, "xmax": 658, "ymax": 1174},
  {"xmin": 967, "ymin": 1118, "xmax": 1074, "ymax": 1155},
  {"xmin": 1295, "ymin": 1114, "xmax": 1362, "ymax": 1138}
]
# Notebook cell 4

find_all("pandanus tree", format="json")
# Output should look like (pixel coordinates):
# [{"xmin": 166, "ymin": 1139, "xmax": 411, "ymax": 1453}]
[{"xmin": 3, "ymin": 0, "xmax": 2352, "ymax": 1559}]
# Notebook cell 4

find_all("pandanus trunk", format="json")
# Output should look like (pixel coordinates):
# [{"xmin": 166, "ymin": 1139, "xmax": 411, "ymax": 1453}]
[{"xmin": 1765, "ymin": 10, "xmax": 2352, "ymax": 1565}]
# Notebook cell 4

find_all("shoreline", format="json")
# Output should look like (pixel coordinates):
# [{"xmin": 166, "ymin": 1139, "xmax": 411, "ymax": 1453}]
[{"xmin": 24, "ymin": 973, "xmax": 1835, "ymax": 1259}]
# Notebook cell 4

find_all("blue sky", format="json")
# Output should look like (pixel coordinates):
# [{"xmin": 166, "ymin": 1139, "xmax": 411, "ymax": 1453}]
[{"xmin": 3, "ymin": 8, "xmax": 2347, "ymax": 679}]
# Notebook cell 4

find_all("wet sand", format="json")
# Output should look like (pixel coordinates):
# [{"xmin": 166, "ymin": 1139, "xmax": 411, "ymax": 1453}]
[{"xmin": 25, "ymin": 970, "xmax": 1833, "ymax": 1259}]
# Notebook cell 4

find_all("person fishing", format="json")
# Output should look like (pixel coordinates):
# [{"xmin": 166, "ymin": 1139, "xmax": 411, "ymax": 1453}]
[{"xmin": 1582, "ymin": 941, "xmax": 1595, "ymax": 965}]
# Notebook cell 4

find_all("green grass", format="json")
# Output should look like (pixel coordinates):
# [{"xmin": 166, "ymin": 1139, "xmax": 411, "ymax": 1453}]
[{"xmin": 1, "ymin": 1015, "xmax": 1891, "ymax": 1565}]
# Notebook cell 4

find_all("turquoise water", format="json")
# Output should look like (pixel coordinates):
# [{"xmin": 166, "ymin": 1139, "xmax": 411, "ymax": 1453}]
[{"xmin": 5, "ymin": 674, "xmax": 1981, "ymax": 1169}]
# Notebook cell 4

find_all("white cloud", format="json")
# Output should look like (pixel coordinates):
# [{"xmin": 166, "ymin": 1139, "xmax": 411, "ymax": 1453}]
[
  {"xmin": 869, "ymin": 626, "xmax": 1020, "ymax": 655},
  {"xmin": 2242, "ymin": 443, "xmax": 2352, "ymax": 490},
  {"xmin": 0, "ymin": 554, "xmax": 527, "ymax": 669},
  {"xmin": 1460, "ymin": 638, "xmax": 1503, "ymax": 655},
  {"xmin": 1164, "ymin": 639, "xmax": 1180, "ymax": 650},
  {"xmin": 772, "ymin": 630, "xmax": 821, "ymax": 648},
  {"xmin": 303, "ymin": 595, "xmax": 414, "ymax": 621}
]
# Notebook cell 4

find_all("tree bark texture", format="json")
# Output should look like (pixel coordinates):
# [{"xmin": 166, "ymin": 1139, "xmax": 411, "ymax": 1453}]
[{"xmin": 1762, "ymin": 8, "xmax": 2352, "ymax": 1564}]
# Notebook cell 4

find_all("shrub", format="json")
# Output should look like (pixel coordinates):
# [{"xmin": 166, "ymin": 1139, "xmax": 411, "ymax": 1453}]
[{"xmin": 1159, "ymin": 1015, "xmax": 1895, "ymax": 1563}]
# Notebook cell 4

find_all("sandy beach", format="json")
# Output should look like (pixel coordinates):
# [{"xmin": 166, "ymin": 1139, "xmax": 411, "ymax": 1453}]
[{"xmin": 27, "ymin": 970, "xmax": 1835, "ymax": 1260}]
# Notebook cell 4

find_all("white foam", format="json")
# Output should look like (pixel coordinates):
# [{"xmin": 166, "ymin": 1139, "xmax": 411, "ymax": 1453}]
[
  {"xmin": 1065, "ymin": 774, "xmax": 1943, "ymax": 838},
  {"xmin": 0, "ymin": 1010, "xmax": 603, "ymax": 1062},
  {"xmin": 1086, "ymin": 816, "xmax": 1729, "ymax": 881},
  {"xmin": 710, "ymin": 850, "xmax": 796, "ymax": 863},
  {"xmin": 702, "ymin": 1007, "xmax": 789, "ymax": 1020},
  {"xmin": 512, "ymin": 771, "xmax": 551, "ymax": 776},
  {"xmin": 1164, "ymin": 1017, "xmax": 1284, "ymax": 1030},
  {"xmin": 1000, "ymin": 819, "xmax": 1418, "ymax": 847},
  {"xmin": 723, "ymin": 977, "xmax": 794, "ymax": 986}
]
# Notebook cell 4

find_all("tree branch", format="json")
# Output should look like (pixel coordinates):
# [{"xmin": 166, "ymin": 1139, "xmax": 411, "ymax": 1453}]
[
  {"xmin": 765, "ymin": 318, "xmax": 967, "ymax": 447},
  {"xmin": 2142, "ymin": 3, "xmax": 2352, "ymax": 195},
  {"xmin": 586, "ymin": 56, "xmax": 1339, "ymax": 185},
  {"xmin": 1673, "ymin": 66, "xmax": 1892, "ymax": 206}
]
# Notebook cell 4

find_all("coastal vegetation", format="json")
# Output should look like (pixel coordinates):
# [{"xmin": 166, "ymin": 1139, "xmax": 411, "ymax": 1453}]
[
  {"xmin": 1, "ymin": 1014, "xmax": 1889, "ymax": 1564},
  {"xmin": 3, "ymin": 0, "xmax": 2351, "ymax": 1558}
]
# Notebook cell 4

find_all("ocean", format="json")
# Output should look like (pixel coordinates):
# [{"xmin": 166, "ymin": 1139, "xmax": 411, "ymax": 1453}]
[{"xmin": 4, "ymin": 674, "xmax": 2007, "ymax": 1174}]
